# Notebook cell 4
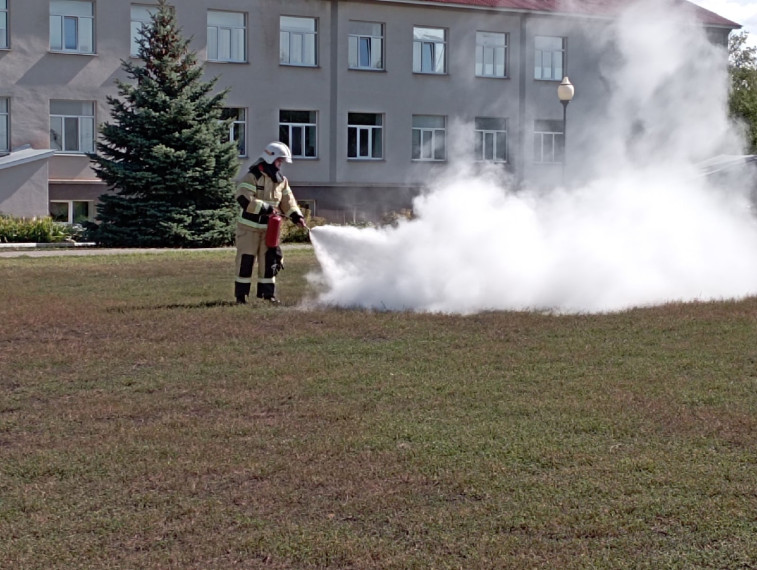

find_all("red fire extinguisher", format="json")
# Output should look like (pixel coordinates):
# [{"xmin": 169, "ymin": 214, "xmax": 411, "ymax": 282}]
[{"xmin": 265, "ymin": 213, "xmax": 283, "ymax": 248}]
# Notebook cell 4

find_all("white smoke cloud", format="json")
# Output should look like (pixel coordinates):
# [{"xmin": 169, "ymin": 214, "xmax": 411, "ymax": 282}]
[{"xmin": 308, "ymin": 0, "xmax": 757, "ymax": 314}]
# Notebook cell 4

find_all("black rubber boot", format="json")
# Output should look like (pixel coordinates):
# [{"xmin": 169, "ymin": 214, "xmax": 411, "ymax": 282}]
[
  {"xmin": 235, "ymin": 281, "xmax": 250, "ymax": 304},
  {"xmin": 256, "ymin": 282, "xmax": 276, "ymax": 300}
]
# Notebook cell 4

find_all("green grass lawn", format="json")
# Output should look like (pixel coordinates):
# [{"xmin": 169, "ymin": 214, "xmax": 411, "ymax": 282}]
[{"xmin": 2, "ymin": 248, "xmax": 757, "ymax": 569}]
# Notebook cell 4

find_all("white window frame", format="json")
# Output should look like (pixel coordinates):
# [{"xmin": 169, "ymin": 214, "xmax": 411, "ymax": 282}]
[
  {"xmin": 221, "ymin": 107, "xmax": 246, "ymax": 157},
  {"xmin": 534, "ymin": 120, "xmax": 564, "ymax": 164},
  {"xmin": 280, "ymin": 16, "xmax": 317, "ymax": 67},
  {"xmin": 475, "ymin": 117, "xmax": 507, "ymax": 163},
  {"xmin": 476, "ymin": 31, "xmax": 507, "ymax": 78},
  {"xmin": 348, "ymin": 113, "xmax": 383, "ymax": 160},
  {"xmin": 534, "ymin": 35, "xmax": 565, "ymax": 81},
  {"xmin": 348, "ymin": 21, "xmax": 384, "ymax": 71},
  {"xmin": 207, "ymin": 10, "xmax": 246, "ymax": 63},
  {"xmin": 130, "ymin": 4, "xmax": 157, "ymax": 57},
  {"xmin": 50, "ymin": 100, "xmax": 95, "ymax": 154},
  {"xmin": 413, "ymin": 26, "xmax": 446, "ymax": 74},
  {"xmin": 50, "ymin": 200, "xmax": 94, "ymax": 224},
  {"xmin": 50, "ymin": 0, "xmax": 94, "ymax": 54},
  {"xmin": 412, "ymin": 115, "xmax": 446, "ymax": 161},
  {"xmin": 0, "ymin": 0, "xmax": 8, "ymax": 49},
  {"xmin": 279, "ymin": 110, "xmax": 317, "ymax": 159},
  {"xmin": 0, "ymin": 97, "xmax": 8, "ymax": 153}
]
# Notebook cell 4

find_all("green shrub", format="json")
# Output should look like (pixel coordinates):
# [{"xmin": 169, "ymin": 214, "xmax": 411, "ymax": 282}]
[
  {"xmin": 0, "ymin": 215, "xmax": 78, "ymax": 243},
  {"xmin": 380, "ymin": 208, "xmax": 414, "ymax": 227}
]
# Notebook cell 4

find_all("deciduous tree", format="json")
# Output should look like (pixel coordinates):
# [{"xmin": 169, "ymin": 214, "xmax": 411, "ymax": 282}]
[{"xmin": 729, "ymin": 31, "xmax": 757, "ymax": 153}]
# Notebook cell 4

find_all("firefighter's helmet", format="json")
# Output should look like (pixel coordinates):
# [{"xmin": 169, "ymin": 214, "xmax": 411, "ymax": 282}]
[{"xmin": 260, "ymin": 142, "xmax": 293, "ymax": 164}]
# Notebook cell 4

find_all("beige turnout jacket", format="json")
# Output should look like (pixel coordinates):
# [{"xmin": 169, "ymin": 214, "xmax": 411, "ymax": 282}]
[{"xmin": 235, "ymin": 167, "xmax": 302, "ymax": 231}]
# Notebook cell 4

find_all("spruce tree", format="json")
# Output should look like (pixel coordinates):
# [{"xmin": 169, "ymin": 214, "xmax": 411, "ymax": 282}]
[{"xmin": 88, "ymin": 0, "xmax": 238, "ymax": 247}]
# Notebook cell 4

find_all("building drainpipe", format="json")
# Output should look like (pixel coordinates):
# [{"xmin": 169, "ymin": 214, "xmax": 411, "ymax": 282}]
[
  {"xmin": 517, "ymin": 13, "xmax": 529, "ymax": 190},
  {"xmin": 329, "ymin": 0, "xmax": 339, "ymax": 185}
]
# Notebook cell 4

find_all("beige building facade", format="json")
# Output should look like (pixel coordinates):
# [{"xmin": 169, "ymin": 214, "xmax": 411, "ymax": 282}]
[{"xmin": 0, "ymin": 0, "xmax": 739, "ymax": 223}]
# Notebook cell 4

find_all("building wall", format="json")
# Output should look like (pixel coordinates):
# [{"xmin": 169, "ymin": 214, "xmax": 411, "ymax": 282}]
[
  {"xmin": 0, "ymin": 0, "xmax": 737, "ymax": 221},
  {"xmin": 1, "ymin": 2, "xmax": 125, "ymax": 182},
  {"xmin": 0, "ymin": 159, "xmax": 50, "ymax": 217},
  {"xmin": 332, "ymin": 1, "xmax": 526, "ymax": 185}
]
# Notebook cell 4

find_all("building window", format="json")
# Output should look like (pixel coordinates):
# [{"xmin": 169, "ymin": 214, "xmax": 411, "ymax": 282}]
[
  {"xmin": 476, "ymin": 32, "xmax": 507, "ymax": 78},
  {"xmin": 475, "ymin": 117, "xmax": 507, "ymax": 163},
  {"xmin": 1, "ymin": 0, "xmax": 8, "ymax": 49},
  {"xmin": 0, "ymin": 98, "xmax": 8, "ymax": 153},
  {"xmin": 50, "ymin": 200, "xmax": 93, "ymax": 224},
  {"xmin": 534, "ymin": 36, "xmax": 565, "ymax": 80},
  {"xmin": 534, "ymin": 119, "xmax": 564, "ymax": 163},
  {"xmin": 130, "ymin": 4, "xmax": 157, "ymax": 57},
  {"xmin": 413, "ymin": 27, "xmax": 446, "ymax": 74},
  {"xmin": 208, "ymin": 10, "xmax": 245, "ymax": 63},
  {"xmin": 412, "ymin": 115, "xmax": 446, "ymax": 161},
  {"xmin": 348, "ymin": 113, "xmax": 383, "ymax": 160},
  {"xmin": 280, "ymin": 16, "xmax": 317, "ymax": 66},
  {"xmin": 50, "ymin": 0, "xmax": 94, "ymax": 54},
  {"xmin": 279, "ymin": 110, "xmax": 316, "ymax": 158},
  {"xmin": 348, "ymin": 21, "xmax": 384, "ymax": 70},
  {"xmin": 221, "ymin": 108, "xmax": 246, "ymax": 157},
  {"xmin": 50, "ymin": 100, "xmax": 95, "ymax": 154}
]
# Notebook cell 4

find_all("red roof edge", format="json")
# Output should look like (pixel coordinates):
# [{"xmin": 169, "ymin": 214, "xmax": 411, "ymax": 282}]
[{"xmin": 680, "ymin": 1, "xmax": 741, "ymax": 29}]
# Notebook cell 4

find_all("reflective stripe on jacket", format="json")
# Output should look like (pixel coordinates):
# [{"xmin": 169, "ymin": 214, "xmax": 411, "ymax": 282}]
[{"xmin": 235, "ymin": 168, "xmax": 302, "ymax": 230}]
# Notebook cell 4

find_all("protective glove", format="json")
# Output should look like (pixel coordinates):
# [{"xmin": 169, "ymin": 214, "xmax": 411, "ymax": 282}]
[{"xmin": 267, "ymin": 246, "xmax": 285, "ymax": 276}]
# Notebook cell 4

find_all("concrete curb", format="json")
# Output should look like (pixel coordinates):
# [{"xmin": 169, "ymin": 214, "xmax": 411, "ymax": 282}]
[
  {"xmin": 0, "ymin": 242, "xmax": 97, "ymax": 249},
  {"xmin": 0, "ymin": 244, "xmax": 311, "ymax": 258}
]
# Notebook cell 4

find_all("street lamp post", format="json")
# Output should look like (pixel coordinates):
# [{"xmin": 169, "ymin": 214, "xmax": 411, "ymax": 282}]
[{"xmin": 557, "ymin": 76, "xmax": 575, "ymax": 186}]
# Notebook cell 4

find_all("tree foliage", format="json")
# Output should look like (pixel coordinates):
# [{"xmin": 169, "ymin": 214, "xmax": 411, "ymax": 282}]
[
  {"xmin": 87, "ymin": 0, "xmax": 239, "ymax": 247},
  {"xmin": 729, "ymin": 31, "xmax": 757, "ymax": 154}
]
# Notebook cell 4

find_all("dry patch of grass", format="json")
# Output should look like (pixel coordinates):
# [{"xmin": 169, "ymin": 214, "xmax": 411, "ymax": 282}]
[{"xmin": 2, "ymin": 249, "xmax": 757, "ymax": 568}]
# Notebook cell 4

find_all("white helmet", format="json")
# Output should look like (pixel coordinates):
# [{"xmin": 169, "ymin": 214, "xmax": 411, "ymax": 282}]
[{"xmin": 260, "ymin": 141, "xmax": 292, "ymax": 164}]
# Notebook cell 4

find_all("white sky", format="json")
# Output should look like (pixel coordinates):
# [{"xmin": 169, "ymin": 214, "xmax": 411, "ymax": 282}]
[{"xmin": 689, "ymin": 0, "xmax": 757, "ymax": 46}]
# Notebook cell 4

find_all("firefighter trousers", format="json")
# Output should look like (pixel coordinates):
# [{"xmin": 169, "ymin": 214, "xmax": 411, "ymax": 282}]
[{"xmin": 234, "ymin": 225, "xmax": 280, "ymax": 301}]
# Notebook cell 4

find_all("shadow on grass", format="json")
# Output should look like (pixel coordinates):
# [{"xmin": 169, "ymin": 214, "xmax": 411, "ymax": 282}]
[{"xmin": 107, "ymin": 300, "xmax": 237, "ymax": 313}]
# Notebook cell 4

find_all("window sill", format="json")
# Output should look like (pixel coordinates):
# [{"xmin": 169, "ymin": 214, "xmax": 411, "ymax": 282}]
[
  {"xmin": 348, "ymin": 67, "xmax": 386, "ymax": 72},
  {"xmin": 475, "ymin": 74, "xmax": 509, "ymax": 80},
  {"xmin": 207, "ymin": 59, "xmax": 249, "ymax": 64},
  {"xmin": 280, "ymin": 63, "xmax": 319, "ymax": 69},
  {"xmin": 412, "ymin": 72, "xmax": 448, "ymax": 77},
  {"xmin": 347, "ymin": 158, "xmax": 385, "ymax": 162},
  {"xmin": 48, "ymin": 50, "xmax": 96, "ymax": 56}
]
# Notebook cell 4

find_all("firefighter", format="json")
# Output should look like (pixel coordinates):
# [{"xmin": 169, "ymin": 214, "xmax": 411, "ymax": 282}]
[{"xmin": 234, "ymin": 142, "xmax": 306, "ymax": 304}]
